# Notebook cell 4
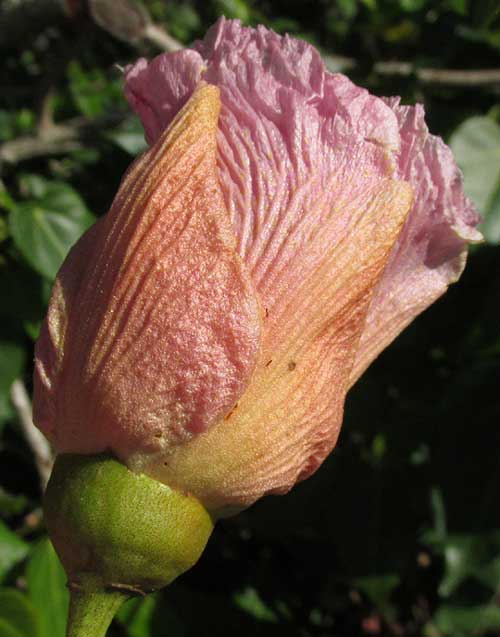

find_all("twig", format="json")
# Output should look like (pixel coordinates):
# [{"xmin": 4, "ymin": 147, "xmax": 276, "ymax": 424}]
[
  {"xmin": 87, "ymin": 0, "xmax": 182, "ymax": 52},
  {"xmin": 143, "ymin": 23, "xmax": 182, "ymax": 52},
  {"xmin": 373, "ymin": 60, "xmax": 500, "ymax": 86},
  {"xmin": 1, "ymin": 0, "xmax": 499, "ymax": 169},
  {"xmin": 37, "ymin": 88, "xmax": 57, "ymax": 137},
  {"xmin": 0, "ymin": 112, "xmax": 127, "ymax": 166},
  {"xmin": 10, "ymin": 379, "xmax": 54, "ymax": 491},
  {"xmin": 325, "ymin": 55, "xmax": 500, "ymax": 86},
  {"xmin": 0, "ymin": 126, "xmax": 83, "ymax": 164}
]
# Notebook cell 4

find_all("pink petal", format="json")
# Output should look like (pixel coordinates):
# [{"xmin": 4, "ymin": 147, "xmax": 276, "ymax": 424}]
[
  {"xmin": 125, "ymin": 18, "xmax": 405, "ymax": 320},
  {"xmin": 350, "ymin": 100, "xmax": 482, "ymax": 383},
  {"xmin": 33, "ymin": 85, "xmax": 262, "ymax": 461}
]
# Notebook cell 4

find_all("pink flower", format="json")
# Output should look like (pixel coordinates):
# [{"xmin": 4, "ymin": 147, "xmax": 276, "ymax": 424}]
[{"xmin": 33, "ymin": 18, "xmax": 481, "ymax": 516}]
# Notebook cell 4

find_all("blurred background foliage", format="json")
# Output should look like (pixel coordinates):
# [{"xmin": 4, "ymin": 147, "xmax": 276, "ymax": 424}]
[{"xmin": 1, "ymin": 0, "xmax": 500, "ymax": 635}]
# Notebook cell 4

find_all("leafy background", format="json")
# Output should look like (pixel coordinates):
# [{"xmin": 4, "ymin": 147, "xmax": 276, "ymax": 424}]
[{"xmin": 1, "ymin": 0, "xmax": 500, "ymax": 635}]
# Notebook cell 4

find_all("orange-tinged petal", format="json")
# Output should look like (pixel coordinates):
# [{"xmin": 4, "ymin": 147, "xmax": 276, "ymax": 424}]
[
  {"xmin": 130, "ymin": 179, "xmax": 413, "ymax": 513},
  {"xmin": 33, "ymin": 85, "xmax": 262, "ymax": 460}
]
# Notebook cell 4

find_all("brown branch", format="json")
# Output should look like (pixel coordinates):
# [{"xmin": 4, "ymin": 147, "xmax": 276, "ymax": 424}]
[
  {"xmin": 88, "ymin": 0, "xmax": 182, "ymax": 52},
  {"xmin": 0, "ymin": 126, "xmax": 83, "ymax": 164},
  {"xmin": 143, "ymin": 23, "xmax": 182, "ymax": 52},
  {"xmin": 373, "ymin": 60, "xmax": 500, "ymax": 86},
  {"xmin": 325, "ymin": 55, "xmax": 500, "ymax": 86},
  {"xmin": 10, "ymin": 379, "xmax": 54, "ymax": 491},
  {"xmin": 37, "ymin": 88, "xmax": 57, "ymax": 136},
  {"xmin": 416, "ymin": 67, "xmax": 500, "ymax": 86},
  {"xmin": 0, "ymin": 112, "xmax": 127, "ymax": 165}
]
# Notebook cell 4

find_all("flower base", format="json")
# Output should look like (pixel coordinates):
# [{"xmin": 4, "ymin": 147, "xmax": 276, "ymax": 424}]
[{"xmin": 44, "ymin": 453, "xmax": 214, "ymax": 637}]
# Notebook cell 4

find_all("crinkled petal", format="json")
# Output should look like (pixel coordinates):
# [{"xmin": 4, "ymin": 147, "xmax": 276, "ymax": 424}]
[
  {"xmin": 125, "ymin": 51, "xmax": 204, "ymax": 146},
  {"xmin": 33, "ymin": 85, "xmax": 262, "ymax": 460},
  {"xmin": 125, "ymin": 18, "xmax": 407, "ymax": 326},
  {"xmin": 350, "ymin": 100, "xmax": 482, "ymax": 383}
]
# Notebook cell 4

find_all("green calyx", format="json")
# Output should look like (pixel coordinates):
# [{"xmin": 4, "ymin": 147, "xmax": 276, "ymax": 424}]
[{"xmin": 44, "ymin": 453, "xmax": 214, "ymax": 637}]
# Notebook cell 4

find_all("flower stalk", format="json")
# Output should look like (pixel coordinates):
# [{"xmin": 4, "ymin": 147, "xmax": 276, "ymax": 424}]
[{"xmin": 66, "ymin": 575, "xmax": 128, "ymax": 637}]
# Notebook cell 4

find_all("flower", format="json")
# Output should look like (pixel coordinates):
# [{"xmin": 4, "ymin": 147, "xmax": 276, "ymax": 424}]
[{"xmin": 33, "ymin": 18, "xmax": 481, "ymax": 516}]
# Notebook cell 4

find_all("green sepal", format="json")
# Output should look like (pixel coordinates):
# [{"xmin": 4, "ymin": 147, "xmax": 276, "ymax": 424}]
[{"xmin": 44, "ymin": 453, "xmax": 214, "ymax": 637}]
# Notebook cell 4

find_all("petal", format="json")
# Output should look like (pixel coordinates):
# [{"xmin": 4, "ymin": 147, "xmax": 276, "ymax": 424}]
[
  {"xmin": 125, "ymin": 18, "xmax": 405, "ymax": 315},
  {"xmin": 33, "ymin": 85, "xmax": 262, "ymax": 460},
  {"xmin": 350, "ymin": 101, "xmax": 482, "ymax": 384},
  {"xmin": 125, "ymin": 51, "xmax": 204, "ymax": 145},
  {"xmin": 130, "ymin": 180, "xmax": 413, "ymax": 513}
]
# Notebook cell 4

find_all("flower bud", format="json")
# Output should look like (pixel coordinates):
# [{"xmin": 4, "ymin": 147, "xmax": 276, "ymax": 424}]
[{"xmin": 33, "ymin": 19, "xmax": 481, "ymax": 635}]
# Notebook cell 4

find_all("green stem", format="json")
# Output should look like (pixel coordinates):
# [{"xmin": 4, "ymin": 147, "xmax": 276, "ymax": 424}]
[{"xmin": 66, "ymin": 575, "xmax": 129, "ymax": 637}]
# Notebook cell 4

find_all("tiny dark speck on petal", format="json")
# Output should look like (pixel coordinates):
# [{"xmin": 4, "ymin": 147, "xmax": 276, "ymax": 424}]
[
  {"xmin": 224, "ymin": 403, "xmax": 239, "ymax": 420},
  {"xmin": 288, "ymin": 361, "xmax": 296, "ymax": 371},
  {"xmin": 265, "ymin": 359, "xmax": 273, "ymax": 367}
]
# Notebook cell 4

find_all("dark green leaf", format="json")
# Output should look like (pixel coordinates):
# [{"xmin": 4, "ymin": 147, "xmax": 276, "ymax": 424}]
[
  {"xmin": 8, "ymin": 179, "xmax": 95, "ymax": 280},
  {"xmin": 433, "ymin": 604, "xmax": 500, "ymax": 635},
  {"xmin": 399, "ymin": 0, "xmax": 426, "ymax": 12},
  {"xmin": 439, "ymin": 536, "xmax": 478, "ymax": 597},
  {"xmin": 450, "ymin": 116, "xmax": 500, "ymax": 244},
  {"xmin": 443, "ymin": 0, "xmax": 467, "ymax": 15},
  {"xmin": 106, "ymin": 117, "xmax": 148, "ymax": 156},
  {"xmin": 0, "ymin": 522, "xmax": 29, "ymax": 583},
  {"xmin": 354, "ymin": 574, "xmax": 399, "ymax": 615},
  {"xmin": 0, "ymin": 183, "xmax": 16, "ymax": 213},
  {"xmin": 233, "ymin": 587, "xmax": 278, "ymax": 623},
  {"xmin": 0, "ymin": 112, "xmax": 14, "ymax": 143},
  {"xmin": 0, "ymin": 589, "xmax": 40, "ymax": 637},
  {"xmin": 163, "ymin": 4, "xmax": 201, "ymax": 42},
  {"xmin": 477, "ymin": 553, "xmax": 500, "ymax": 591},
  {"xmin": 213, "ymin": 0, "xmax": 252, "ymax": 22},
  {"xmin": 117, "ymin": 594, "xmax": 185, "ymax": 637},
  {"xmin": 0, "ymin": 341, "xmax": 25, "ymax": 427},
  {"xmin": 118, "ymin": 596, "xmax": 158, "ymax": 637},
  {"xmin": 430, "ymin": 486, "xmax": 447, "ymax": 541},
  {"xmin": 18, "ymin": 175, "xmax": 49, "ymax": 200},
  {"xmin": 68, "ymin": 62, "xmax": 124, "ymax": 119},
  {"xmin": 425, "ymin": 531, "xmax": 500, "ymax": 597},
  {"xmin": 0, "ymin": 488, "xmax": 29, "ymax": 519},
  {"xmin": 26, "ymin": 538, "xmax": 69, "ymax": 637}
]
